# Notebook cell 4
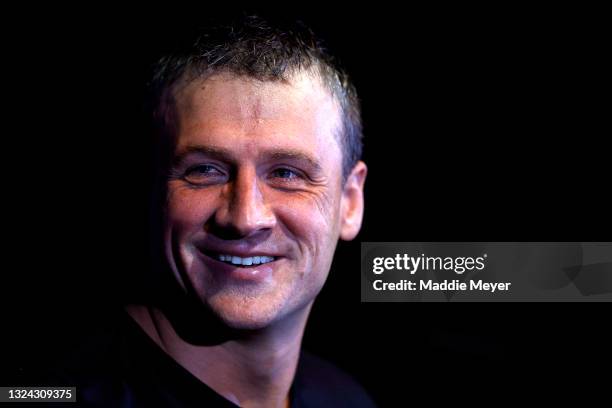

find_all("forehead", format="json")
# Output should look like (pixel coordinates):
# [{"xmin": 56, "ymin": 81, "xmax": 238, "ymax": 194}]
[{"xmin": 171, "ymin": 72, "xmax": 343, "ymax": 158}]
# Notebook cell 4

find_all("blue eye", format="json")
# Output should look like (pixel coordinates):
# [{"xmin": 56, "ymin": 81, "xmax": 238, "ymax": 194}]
[
  {"xmin": 184, "ymin": 164, "xmax": 225, "ymax": 185},
  {"xmin": 271, "ymin": 168, "xmax": 300, "ymax": 180},
  {"xmin": 189, "ymin": 164, "xmax": 218, "ymax": 174}
]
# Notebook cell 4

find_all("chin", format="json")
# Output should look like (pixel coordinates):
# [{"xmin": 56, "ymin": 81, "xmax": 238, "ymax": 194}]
[{"xmin": 206, "ymin": 292, "xmax": 288, "ymax": 330}]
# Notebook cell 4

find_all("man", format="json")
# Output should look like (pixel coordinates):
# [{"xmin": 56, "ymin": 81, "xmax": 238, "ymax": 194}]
[{"xmin": 55, "ymin": 15, "xmax": 373, "ymax": 407}]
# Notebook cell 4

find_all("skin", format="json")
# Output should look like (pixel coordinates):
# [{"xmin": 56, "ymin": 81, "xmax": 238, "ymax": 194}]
[{"xmin": 128, "ymin": 70, "xmax": 367, "ymax": 408}]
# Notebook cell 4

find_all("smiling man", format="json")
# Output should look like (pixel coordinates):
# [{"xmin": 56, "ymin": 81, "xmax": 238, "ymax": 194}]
[
  {"xmin": 57, "ymin": 15, "xmax": 372, "ymax": 408},
  {"xmin": 161, "ymin": 71, "xmax": 358, "ymax": 332}
]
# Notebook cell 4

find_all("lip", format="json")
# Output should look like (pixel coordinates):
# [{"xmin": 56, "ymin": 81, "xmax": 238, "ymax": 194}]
[
  {"xmin": 196, "ymin": 242, "xmax": 283, "ymax": 260},
  {"xmin": 196, "ymin": 248, "xmax": 282, "ymax": 283}
]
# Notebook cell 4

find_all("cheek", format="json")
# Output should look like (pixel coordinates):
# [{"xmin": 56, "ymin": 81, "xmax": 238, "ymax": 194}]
[
  {"xmin": 277, "ymin": 197, "xmax": 340, "ymax": 304},
  {"xmin": 166, "ymin": 185, "xmax": 216, "ymax": 231},
  {"xmin": 274, "ymin": 190, "xmax": 341, "ymax": 260}
]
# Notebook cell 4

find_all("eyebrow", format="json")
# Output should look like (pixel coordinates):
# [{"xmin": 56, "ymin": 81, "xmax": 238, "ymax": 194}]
[
  {"xmin": 265, "ymin": 149, "xmax": 323, "ymax": 173},
  {"xmin": 173, "ymin": 145, "xmax": 234, "ymax": 165},
  {"xmin": 173, "ymin": 145, "xmax": 323, "ymax": 173}
]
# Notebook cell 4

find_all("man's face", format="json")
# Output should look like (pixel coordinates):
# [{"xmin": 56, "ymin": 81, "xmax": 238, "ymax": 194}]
[{"xmin": 164, "ymin": 72, "xmax": 365, "ymax": 330}]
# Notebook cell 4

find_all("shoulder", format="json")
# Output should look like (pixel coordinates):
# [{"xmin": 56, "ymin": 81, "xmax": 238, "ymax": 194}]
[
  {"xmin": 292, "ymin": 351, "xmax": 377, "ymax": 408},
  {"xmin": 39, "ymin": 310, "xmax": 154, "ymax": 406}
]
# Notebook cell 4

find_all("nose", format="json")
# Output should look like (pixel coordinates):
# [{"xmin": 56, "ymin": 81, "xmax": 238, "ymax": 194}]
[{"xmin": 210, "ymin": 167, "xmax": 276, "ymax": 239}]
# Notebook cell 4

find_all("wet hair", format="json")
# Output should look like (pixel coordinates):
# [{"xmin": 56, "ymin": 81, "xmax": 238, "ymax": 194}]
[{"xmin": 149, "ymin": 14, "xmax": 362, "ymax": 181}]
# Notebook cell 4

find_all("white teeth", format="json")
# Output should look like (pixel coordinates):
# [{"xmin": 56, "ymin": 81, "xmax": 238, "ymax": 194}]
[{"xmin": 216, "ymin": 254, "xmax": 275, "ymax": 266}]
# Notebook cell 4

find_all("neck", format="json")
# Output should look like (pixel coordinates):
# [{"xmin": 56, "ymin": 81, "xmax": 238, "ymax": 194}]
[{"xmin": 126, "ymin": 303, "xmax": 311, "ymax": 408}]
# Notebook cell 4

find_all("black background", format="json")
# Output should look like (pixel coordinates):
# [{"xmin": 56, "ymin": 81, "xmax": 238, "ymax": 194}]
[{"xmin": 4, "ymin": 5, "xmax": 610, "ymax": 405}]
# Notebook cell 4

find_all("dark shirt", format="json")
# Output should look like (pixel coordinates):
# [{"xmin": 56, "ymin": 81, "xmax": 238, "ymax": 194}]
[{"xmin": 47, "ymin": 311, "xmax": 377, "ymax": 407}]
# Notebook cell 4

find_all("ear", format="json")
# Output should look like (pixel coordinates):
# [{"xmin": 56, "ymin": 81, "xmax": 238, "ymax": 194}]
[{"xmin": 340, "ymin": 161, "xmax": 367, "ymax": 241}]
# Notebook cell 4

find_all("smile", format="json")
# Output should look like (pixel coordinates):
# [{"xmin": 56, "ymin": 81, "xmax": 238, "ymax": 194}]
[{"xmin": 216, "ymin": 254, "xmax": 277, "ymax": 267}]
